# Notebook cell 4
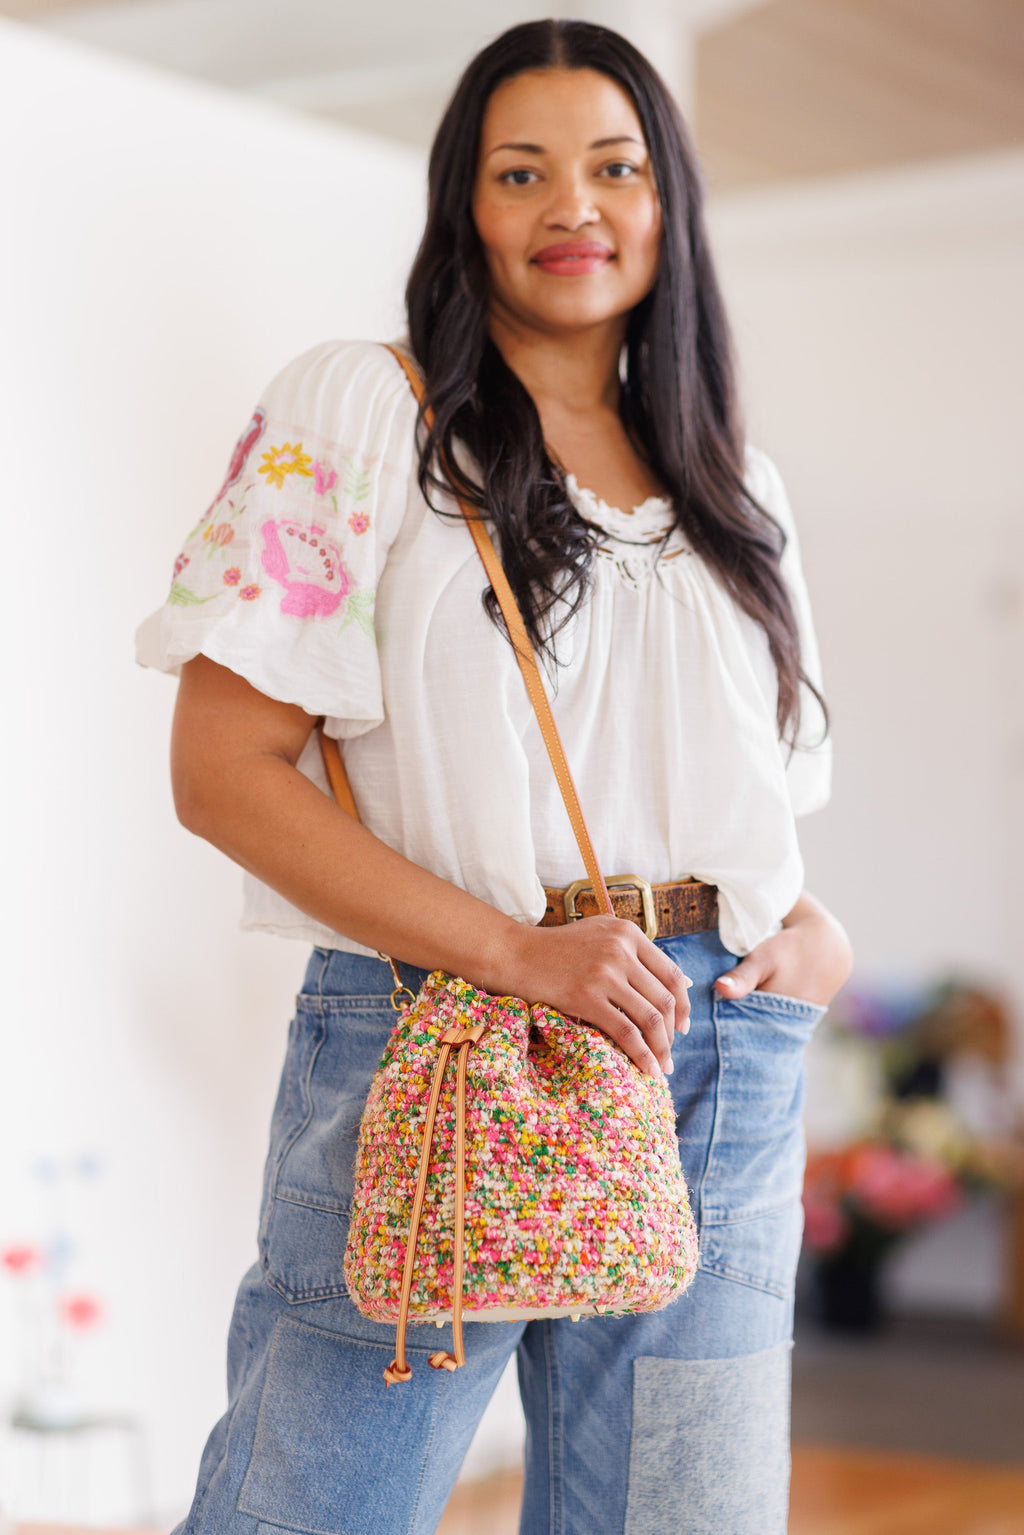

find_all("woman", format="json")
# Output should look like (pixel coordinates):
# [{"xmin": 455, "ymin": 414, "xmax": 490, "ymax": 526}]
[{"xmin": 138, "ymin": 18, "xmax": 852, "ymax": 1535}]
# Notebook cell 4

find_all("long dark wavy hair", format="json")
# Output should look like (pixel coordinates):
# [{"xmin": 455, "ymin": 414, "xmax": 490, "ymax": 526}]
[{"xmin": 405, "ymin": 17, "xmax": 827, "ymax": 747}]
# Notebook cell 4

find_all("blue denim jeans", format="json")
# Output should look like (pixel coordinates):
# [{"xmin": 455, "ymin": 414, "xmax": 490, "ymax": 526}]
[{"xmin": 174, "ymin": 930, "xmax": 826, "ymax": 1535}]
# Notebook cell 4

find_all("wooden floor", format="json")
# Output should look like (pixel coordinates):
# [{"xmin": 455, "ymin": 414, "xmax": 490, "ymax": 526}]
[
  {"xmin": 15, "ymin": 1446, "xmax": 1024, "ymax": 1535},
  {"xmin": 435, "ymin": 1445, "xmax": 1024, "ymax": 1535}
]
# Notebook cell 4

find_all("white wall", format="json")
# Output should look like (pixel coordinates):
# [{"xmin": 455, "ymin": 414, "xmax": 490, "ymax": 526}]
[
  {"xmin": 708, "ymin": 148, "xmax": 1024, "ymax": 1316},
  {"xmin": 0, "ymin": 19, "xmax": 424, "ymax": 1524},
  {"xmin": 708, "ymin": 148, "xmax": 1024, "ymax": 1021}
]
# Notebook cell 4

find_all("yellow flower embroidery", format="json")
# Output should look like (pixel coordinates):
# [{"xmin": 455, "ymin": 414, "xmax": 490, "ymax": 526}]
[{"xmin": 258, "ymin": 442, "xmax": 313, "ymax": 489}]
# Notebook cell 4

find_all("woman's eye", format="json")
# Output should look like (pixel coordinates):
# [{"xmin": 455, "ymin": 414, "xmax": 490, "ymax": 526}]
[
  {"xmin": 601, "ymin": 161, "xmax": 638, "ymax": 180},
  {"xmin": 499, "ymin": 168, "xmax": 539, "ymax": 187}
]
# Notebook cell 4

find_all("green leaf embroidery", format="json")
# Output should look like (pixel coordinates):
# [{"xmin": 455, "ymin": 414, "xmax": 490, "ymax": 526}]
[
  {"xmin": 343, "ymin": 456, "xmax": 373, "ymax": 503},
  {"xmin": 168, "ymin": 582, "xmax": 220, "ymax": 606},
  {"xmin": 339, "ymin": 587, "xmax": 376, "ymax": 639}
]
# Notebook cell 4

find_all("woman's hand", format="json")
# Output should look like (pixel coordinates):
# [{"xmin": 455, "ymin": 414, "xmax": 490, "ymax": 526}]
[
  {"xmin": 481, "ymin": 916, "xmax": 692, "ymax": 1082},
  {"xmin": 714, "ymin": 890, "xmax": 853, "ymax": 1009}
]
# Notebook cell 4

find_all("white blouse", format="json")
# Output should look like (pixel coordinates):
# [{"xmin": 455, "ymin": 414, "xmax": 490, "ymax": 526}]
[{"xmin": 136, "ymin": 338, "xmax": 831, "ymax": 958}]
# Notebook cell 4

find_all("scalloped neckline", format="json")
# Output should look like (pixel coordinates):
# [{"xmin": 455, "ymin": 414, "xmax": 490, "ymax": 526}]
[{"xmin": 565, "ymin": 472, "xmax": 672, "ymax": 523}]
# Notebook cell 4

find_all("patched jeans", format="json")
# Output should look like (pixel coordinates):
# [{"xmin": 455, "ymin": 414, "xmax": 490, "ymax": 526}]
[{"xmin": 173, "ymin": 929, "xmax": 826, "ymax": 1535}]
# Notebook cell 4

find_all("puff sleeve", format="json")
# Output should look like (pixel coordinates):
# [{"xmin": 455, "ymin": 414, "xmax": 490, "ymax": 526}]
[
  {"xmin": 135, "ymin": 339, "xmax": 414, "ymax": 737},
  {"xmin": 745, "ymin": 446, "xmax": 833, "ymax": 818}
]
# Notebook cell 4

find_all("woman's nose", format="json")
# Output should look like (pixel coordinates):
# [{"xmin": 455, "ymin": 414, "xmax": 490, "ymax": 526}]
[{"xmin": 542, "ymin": 179, "xmax": 600, "ymax": 232}]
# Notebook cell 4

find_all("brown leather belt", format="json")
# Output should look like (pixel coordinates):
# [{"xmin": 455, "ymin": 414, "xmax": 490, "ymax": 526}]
[{"xmin": 540, "ymin": 875, "xmax": 719, "ymax": 941}]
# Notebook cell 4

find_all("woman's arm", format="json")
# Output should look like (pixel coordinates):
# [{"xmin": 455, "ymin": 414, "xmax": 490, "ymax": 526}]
[
  {"xmin": 172, "ymin": 655, "xmax": 690, "ymax": 1077},
  {"xmin": 713, "ymin": 889, "xmax": 853, "ymax": 1007}
]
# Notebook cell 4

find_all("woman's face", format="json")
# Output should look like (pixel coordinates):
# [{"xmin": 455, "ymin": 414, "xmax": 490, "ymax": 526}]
[{"xmin": 472, "ymin": 67, "xmax": 662, "ymax": 339}]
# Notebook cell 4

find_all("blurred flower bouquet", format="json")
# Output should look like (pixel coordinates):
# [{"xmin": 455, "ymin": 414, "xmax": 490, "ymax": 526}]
[
  {"xmin": 802, "ymin": 979, "xmax": 1023, "ymax": 1330},
  {"xmin": 1, "ymin": 1153, "xmax": 106, "ymax": 1427}
]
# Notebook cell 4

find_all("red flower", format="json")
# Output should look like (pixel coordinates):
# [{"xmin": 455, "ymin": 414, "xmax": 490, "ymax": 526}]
[
  {"xmin": 2, "ymin": 1244, "xmax": 43, "ymax": 1276},
  {"xmin": 59, "ymin": 1292, "xmax": 104, "ymax": 1330}
]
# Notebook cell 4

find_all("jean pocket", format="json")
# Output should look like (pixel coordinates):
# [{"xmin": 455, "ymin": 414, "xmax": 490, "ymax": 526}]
[
  {"xmin": 697, "ymin": 1197, "xmax": 805, "ymax": 1300},
  {"xmin": 695, "ymin": 989, "xmax": 818, "ymax": 1293},
  {"xmin": 741, "ymin": 987, "xmax": 828, "ymax": 1019},
  {"xmin": 258, "ymin": 995, "xmax": 396, "ymax": 1304},
  {"xmin": 237, "ymin": 1316, "xmax": 447, "ymax": 1534}
]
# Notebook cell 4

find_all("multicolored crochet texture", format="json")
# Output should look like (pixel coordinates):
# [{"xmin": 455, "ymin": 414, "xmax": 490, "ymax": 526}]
[{"xmin": 344, "ymin": 971, "xmax": 699, "ymax": 1322}]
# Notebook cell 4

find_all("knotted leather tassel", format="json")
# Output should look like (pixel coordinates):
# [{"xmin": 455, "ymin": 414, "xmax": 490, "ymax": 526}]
[{"xmin": 384, "ymin": 1022, "xmax": 485, "ymax": 1385}]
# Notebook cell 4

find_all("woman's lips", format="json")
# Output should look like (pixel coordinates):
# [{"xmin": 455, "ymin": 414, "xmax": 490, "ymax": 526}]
[{"xmin": 531, "ymin": 241, "xmax": 615, "ymax": 276}]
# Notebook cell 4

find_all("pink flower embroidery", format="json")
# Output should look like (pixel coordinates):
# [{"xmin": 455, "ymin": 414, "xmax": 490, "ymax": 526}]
[
  {"xmin": 172, "ymin": 552, "xmax": 190, "ymax": 580},
  {"xmin": 348, "ymin": 512, "xmax": 370, "ymax": 535},
  {"xmin": 223, "ymin": 567, "xmax": 241, "ymax": 586},
  {"xmin": 260, "ymin": 519, "xmax": 348, "ymax": 617},
  {"xmin": 239, "ymin": 584, "xmax": 261, "ymax": 602},
  {"xmin": 203, "ymin": 407, "xmax": 266, "ymax": 519},
  {"xmin": 312, "ymin": 461, "xmax": 338, "ymax": 496}
]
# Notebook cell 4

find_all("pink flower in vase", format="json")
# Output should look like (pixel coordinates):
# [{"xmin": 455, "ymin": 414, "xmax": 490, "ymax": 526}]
[
  {"xmin": 2, "ymin": 1243, "xmax": 43, "ymax": 1276},
  {"xmin": 312, "ymin": 461, "xmax": 337, "ymax": 496},
  {"xmin": 802, "ymin": 1193, "xmax": 849, "ymax": 1254},
  {"xmin": 59, "ymin": 1291, "xmax": 104, "ymax": 1330},
  {"xmin": 850, "ymin": 1144, "xmax": 962, "ymax": 1230}
]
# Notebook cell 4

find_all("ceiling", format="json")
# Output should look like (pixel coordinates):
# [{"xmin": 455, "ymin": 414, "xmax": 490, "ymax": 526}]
[{"xmin": 3, "ymin": 0, "xmax": 1023, "ymax": 190}]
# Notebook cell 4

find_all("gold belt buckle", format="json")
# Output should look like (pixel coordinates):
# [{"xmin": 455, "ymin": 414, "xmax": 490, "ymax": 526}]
[{"xmin": 562, "ymin": 874, "xmax": 658, "ymax": 941}]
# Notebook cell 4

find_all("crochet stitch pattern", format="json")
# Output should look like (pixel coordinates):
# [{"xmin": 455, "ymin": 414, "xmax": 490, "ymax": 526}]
[{"xmin": 345, "ymin": 972, "xmax": 699, "ymax": 1325}]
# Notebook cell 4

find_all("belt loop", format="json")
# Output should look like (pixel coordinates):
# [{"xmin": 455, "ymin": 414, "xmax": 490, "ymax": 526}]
[{"xmin": 314, "ymin": 946, "xmax": 330, "ymax": 999}]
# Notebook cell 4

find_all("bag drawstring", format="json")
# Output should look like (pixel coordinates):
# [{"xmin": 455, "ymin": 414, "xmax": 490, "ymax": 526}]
[{"xmin": 383, "ymin": 1022, "xmax": 485, "ymax": 1385}]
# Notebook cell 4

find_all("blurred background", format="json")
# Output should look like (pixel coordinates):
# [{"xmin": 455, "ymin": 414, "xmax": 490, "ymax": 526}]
[{"xmin": 0, "ymin": 1, "xmax": 1022, "ymax": 1529}]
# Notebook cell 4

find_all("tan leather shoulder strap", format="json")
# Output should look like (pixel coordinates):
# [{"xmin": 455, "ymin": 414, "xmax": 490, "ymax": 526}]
[{"xmin": 318, "ymin": 344, "xmax": 612, "ymax": 919}]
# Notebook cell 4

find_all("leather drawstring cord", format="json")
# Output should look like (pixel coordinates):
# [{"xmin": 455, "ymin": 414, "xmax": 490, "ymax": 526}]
[{"xmin": 383, "ymin": 1021, "xmax": 486, "ymax": 1385}]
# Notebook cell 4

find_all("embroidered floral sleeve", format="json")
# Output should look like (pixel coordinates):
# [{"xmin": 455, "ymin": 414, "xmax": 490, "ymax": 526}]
[{"xmin": 135, "ymin": 340, "xmax": 415, "ymax": 734}]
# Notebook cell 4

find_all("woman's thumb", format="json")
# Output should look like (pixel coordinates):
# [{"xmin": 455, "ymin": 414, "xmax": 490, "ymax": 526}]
[{"xmin": 714, "ymin": 961, "xmax": 762, "ymax": 1000}]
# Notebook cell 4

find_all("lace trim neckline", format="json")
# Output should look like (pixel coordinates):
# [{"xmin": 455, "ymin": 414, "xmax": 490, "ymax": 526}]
[{"xmin": 565, "ymin": 472, "xmax": 672, "ymax": 528}]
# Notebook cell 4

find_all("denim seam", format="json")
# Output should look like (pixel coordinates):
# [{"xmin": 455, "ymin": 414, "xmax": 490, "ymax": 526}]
[
  {"xmin": 406, "ymin": 1369, "xmax": 442, "ymax": 1535},
  {"xmin": 731, "ymin": 991, "xmax": 828, "ymax": 1019},
  {"xmin": 700, "ymin": 1194, "xmax": 798, "ymax": 1226},
  {"xmin": 542, "ymin": 1320, "xmax": 564, "ymax": 1535},
  {"xmin": 695, "ymin": 993, "xmax": 728, "ymax": 1227},
  {"xmin": 185, "ymin": 1386, "xmax": 246, "ymax": 1535},
  {"xmin": 295, "ymin": 993, "xmax": 397, "ymax": 1014},
  {"xmin": 267, "ymin": 1019, "xmax": 327, "ymax": 1201},
  {"xmin": 263, "ymin": 1275, "xmax": 350, "ymax": 1304},
  {"xmin": 313, "ymin": 945, "xmax": 331, "ymax": 999},
  {"xmin": 696, "ymin": 1255, "xmax": 792, "ymax": 1300},
  {"xmin": 271, "ymin": 1187, "xmax": 352, "ymax": 1216}
]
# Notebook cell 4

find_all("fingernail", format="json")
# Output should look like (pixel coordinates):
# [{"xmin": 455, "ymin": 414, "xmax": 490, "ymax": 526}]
[
  {"xmin": 664, "ymin": 1056, "xmax": 675, "ymax": 1075},
  {"xmin": 681, "ymin": 1018, "xmax": 690, "ymax": 1035},
  {"xmin": 717, "ymin": 976, "xmax": 733, "ymax": 988},
  {"xmin": 683, "ymin": 976, "xmax": 693, "ymax": 989}
]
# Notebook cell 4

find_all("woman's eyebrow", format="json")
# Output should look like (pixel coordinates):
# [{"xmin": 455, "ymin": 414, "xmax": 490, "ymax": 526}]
[{"xmin": 486, "ymin": 135, "xmax": 644, "ymax": 157}]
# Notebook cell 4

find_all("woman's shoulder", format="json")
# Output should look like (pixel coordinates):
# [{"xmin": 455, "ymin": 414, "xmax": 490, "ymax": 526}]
[
  {"xmin": 257, "ymin": 338, "xmax": 418, "ymax": 456},
  {"xmin": 742, "ymin": 443, "xmax": 797, "ymax": 539}
]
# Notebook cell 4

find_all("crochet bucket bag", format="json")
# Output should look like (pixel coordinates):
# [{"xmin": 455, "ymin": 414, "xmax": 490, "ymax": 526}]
[{"xmin": 317, "ymin": 346, "xmax": 699, "ymax": 1385}]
